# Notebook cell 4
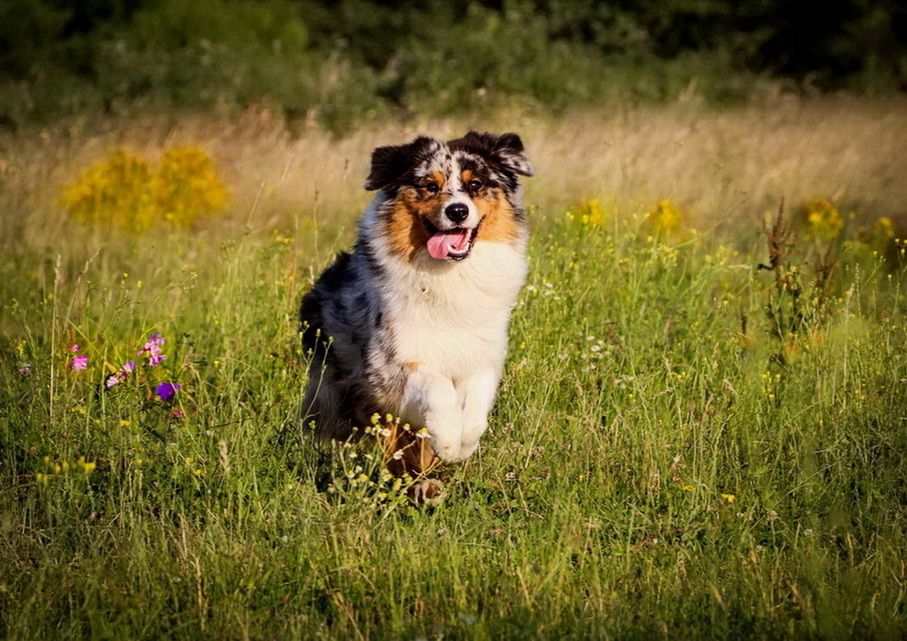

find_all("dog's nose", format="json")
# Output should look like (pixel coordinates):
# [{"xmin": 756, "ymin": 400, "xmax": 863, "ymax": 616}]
[{"xmin": 445, "ymin": 203, "xmax": 469, "ymax": 224}]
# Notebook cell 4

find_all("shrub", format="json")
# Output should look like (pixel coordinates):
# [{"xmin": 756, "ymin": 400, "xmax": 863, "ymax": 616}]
[
  {"xmin": 62, "ymin": 146, "xmax": 227, "ymax": 232},
  {"xmin": 797, "ymin": 197, "xmax": 845, "ymax": 240},
  {"xmin": 643, "ymin": 199, "xmax": 688, "ymax": 238}
]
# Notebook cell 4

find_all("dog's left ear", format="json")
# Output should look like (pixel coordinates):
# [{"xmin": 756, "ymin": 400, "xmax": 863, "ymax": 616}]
[
  {"xmin": 365, "ymin": 136, "xmax": 437, "ymax": 191},
  {"xmin": 458, "ymin": 131, "xmax": 534, "ymax": 178},
  {"xmin": 490, "ymin": 132, "xmax": 534, "ymax": 177}
]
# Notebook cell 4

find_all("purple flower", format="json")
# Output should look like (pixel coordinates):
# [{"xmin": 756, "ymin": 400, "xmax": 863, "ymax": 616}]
[
  {"xmin": 18, "ymin": 363, "xmax": 32, "ymax": 376},
  {"xmin": 121, "ymin": 360, "xmax": 136, "ymax": 373},
  {"xmin": 69, "ymin": 344, "xmax": 80, "ymax": 353},
  {"xmin": 154, "ymin": 381, "xmax": 181, "ymax": 401},
  {"xmin": 71, "ymin": 355, "xmax": 88, "ymax": 371},
  {"xmin": 106, "ymin": 374, "xmax": 121, "ymax": 388}
]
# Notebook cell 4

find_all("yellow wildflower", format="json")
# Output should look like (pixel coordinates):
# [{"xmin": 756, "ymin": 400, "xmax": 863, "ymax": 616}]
[
  {"xmin": 150, "ymin": 147, "xmax": 228, "ymax": 227},
  {"xmin": 62, "ymin": 146, "xmax": 228, "ymax": 232},
  {"xmin": 644, "ymin": 199, "xmax": 686, "ymax": 237},
  {"xmin": 566, "ymin": 199, "xmax": 607, "ymax": 227},
  {"xmin": 869, "ymin": 216, "xmax": 898, "ymax": 253},
  {"xmin": 798, "ymin": 197, "xmax": 843, "ymax": 240},
  {"xmin": 62, "ymin": 149, "xmax": 153, "ymax": 231}
]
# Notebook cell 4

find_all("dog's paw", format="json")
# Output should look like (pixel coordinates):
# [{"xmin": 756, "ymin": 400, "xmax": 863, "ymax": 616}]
[
  {"xmin": 427, "ymin": 419, "xmax": 462, "ymax": 462},
  {"xmin": 431, "ymin": 439, "xmax": 461, "ymax": 462},
  {"xmin": 457, "ymin": 439, "xmax": 480, "ymax": 461},
  {"xmin": 408, "ymin": 478, "xmax": 445, "ymax": 507}
]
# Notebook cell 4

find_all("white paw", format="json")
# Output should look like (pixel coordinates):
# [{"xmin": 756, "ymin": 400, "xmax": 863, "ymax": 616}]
[
  {"xmin": 427, "ymin": 414, "xmax": 463, "ymax": 462},
  {"xmin": 458, "ymin": 439, "xmax": 480, "ymax": 461},
  {"xmin": 456, "ymin": 418, "xmax": 487, "ymax": 462},
  {"xmin": 431, "ymin": 435, "xmax": 461, "ymax": 462}
]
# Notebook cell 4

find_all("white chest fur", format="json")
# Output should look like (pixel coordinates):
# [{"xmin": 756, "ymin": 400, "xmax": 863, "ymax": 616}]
[{"xmin": 382, "ymin": 240, "xmax": 527, "ymax": 379}]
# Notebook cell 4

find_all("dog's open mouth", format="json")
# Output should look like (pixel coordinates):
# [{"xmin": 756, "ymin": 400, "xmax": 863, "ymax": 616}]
[{"xmin": 423, "ymin": 221, "xmax": 478, "ymax": 261}]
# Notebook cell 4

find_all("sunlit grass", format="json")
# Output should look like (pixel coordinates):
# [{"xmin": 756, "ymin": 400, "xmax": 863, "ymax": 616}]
[{"xmin": 1, "ymin": 102, "xmax": 906, "ymax": 639}]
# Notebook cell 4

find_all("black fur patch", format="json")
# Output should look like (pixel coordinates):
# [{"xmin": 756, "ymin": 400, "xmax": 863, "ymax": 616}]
[
  {"xmin": 449, "ymin": 131, "xmax": 533, "ymax": 192},
  {"xmin": 299, "ymin": 252, "xmax": 353, "ymax": 354},
  {"xmin": 364, "ymin": 136, "xmax": 436, "ymax": 192}
]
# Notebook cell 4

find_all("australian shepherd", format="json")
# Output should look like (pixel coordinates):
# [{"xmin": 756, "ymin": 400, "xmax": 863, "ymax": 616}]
[{"xmin": 299, "ymin": 131, "xmax": 533, "ymax": 484}]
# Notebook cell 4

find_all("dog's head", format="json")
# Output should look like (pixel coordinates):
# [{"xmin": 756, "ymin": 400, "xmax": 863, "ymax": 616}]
[{"xmin": 365, "ymin": 131, "xmax": 533, "ymax": 262}]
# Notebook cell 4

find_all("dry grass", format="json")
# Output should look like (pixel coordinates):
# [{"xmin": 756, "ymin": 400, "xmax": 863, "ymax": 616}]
[{"xmin": 2, "ymin": 96, "xmax": 905, "ymax": 253}]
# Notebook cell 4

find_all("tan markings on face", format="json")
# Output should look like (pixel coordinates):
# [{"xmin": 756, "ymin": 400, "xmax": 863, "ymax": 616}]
[
  {"xmin": 386, "ymin": 188, "xmax": 441, "ymax": 261},
  {"xmin": 460, "ymin": 168, "xmax": 483, "ymax": 194},
  {"xmin": 474, "ymin": 188, "xmax": 521, "ymax": 243}
]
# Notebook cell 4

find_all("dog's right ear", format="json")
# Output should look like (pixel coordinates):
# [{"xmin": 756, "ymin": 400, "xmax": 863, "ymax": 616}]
[{"xmin": 365, "ymin": 136, "xmax": 437, "ymax": 191}]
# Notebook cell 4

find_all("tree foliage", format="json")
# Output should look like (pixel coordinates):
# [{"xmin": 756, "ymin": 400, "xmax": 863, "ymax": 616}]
[{"xmin": 1, "ymin": 0, "xmax": 904, "ymax": 128}]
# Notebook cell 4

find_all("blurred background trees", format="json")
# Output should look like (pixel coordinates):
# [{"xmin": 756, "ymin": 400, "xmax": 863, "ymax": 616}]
[{"xmin": 1, "ymin": 0, "xmax": 905, "ymax": 130}]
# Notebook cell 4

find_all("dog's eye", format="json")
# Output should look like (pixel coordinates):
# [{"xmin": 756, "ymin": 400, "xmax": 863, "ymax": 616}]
[
  {"xmin": 467, "ymin": 179, "xmax": 483, "ymax": 193},
  {"xmin": 422, "ymin": 182, "xmax": 440, "ymax": 195}
]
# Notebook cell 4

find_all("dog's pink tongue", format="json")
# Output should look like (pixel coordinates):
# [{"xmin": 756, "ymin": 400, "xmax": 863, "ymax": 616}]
[{"xmin": 426, "ymin": 229, "xmax": 471, "ymax": 260}]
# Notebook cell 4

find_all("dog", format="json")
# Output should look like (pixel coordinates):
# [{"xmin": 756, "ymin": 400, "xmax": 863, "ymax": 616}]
[{"xmin": 299, "ymin": 131, "xmax": 533, "ymax": 475}]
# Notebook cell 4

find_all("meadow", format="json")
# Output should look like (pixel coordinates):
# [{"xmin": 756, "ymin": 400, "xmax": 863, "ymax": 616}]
[{"xmin": 1, "ymin": 97, "xmax": 906, "ymax": 639}]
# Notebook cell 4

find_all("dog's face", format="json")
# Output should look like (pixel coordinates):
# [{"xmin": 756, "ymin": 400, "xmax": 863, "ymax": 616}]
[{"xmin": 365, "ymin": 131, "xmax": 533, "ymax": 262}]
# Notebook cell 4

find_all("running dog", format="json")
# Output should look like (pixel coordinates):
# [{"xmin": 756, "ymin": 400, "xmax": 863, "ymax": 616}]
[{"xmin": 300, "ymin": 131, "xmax": 533, "ymax": 474}]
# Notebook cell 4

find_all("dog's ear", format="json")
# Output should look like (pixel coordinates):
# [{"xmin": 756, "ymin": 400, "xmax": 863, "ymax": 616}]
[
  {"xmin": 365, "ymin": 136, "xmax": 437, "ymax": 191},
  {"xmin": 457, "ymin": 131, "xmax": 534, "ymax": 178}
]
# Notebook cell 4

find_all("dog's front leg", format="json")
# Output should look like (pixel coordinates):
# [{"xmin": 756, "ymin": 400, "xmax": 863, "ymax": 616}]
[
  {"xmin": 458, "ymin": 369, "xmax": 500, "ymax": 461},
  {"xmin": 400, "ymin": 367, "xmax": 463, "ymax": 462}
]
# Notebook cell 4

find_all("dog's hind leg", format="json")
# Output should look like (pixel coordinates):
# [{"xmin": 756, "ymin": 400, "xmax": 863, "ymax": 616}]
[
  {"xmin": 375, "ymin": 418, "xmax": 444, "ymax": 507},
  {"xmin": 302, "ymin": 366, "xmax": 353, "ymax": 441}
]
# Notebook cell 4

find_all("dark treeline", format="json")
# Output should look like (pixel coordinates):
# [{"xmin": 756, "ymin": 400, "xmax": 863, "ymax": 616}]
[{"xmin": 1, "ymin": 0, "xmax": 905, "ymax": 129}]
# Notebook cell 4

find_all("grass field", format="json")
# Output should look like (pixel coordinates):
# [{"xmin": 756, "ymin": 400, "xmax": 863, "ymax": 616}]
[{"xmin": 1, "ymin": 98, "xmax": 906, "ymax": 639}]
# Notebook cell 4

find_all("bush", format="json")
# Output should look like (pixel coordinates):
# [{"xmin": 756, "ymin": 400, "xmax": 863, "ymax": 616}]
[
  {"xmin": 0, "ymin": 0, "xmax": 904, "ymax": 129},
  {"xmin": 62, "ymin": 147, "xmax": 228, "ymax": 232}
]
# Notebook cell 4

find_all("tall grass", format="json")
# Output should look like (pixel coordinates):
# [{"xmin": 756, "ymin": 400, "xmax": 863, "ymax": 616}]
[{"xmin": 1, "ymin": 100, "xmax": 906, "ymax": 639}]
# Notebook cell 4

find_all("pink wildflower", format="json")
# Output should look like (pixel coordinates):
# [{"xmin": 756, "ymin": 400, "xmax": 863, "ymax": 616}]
[
  {"xmin": 106, "ymin": 374, "xmax": 121, "ymax": 388},
  {"xmin": 148, "ymin": 348, "xmax": 166, "ymax": 367},
  {"xmin": 137, "ymin": 334, "xmax": 167, "ymax": 366},
  {"xmin": 140, "ymin": 333, "xmax": 165, "ymax": 351},
  {"xmin": 71, "ymin": 355, "xmax": 88, "ymax": 371},
  {"xmin": 69, "ymin": 344, "xmax": 80, "ymax": 353}
]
